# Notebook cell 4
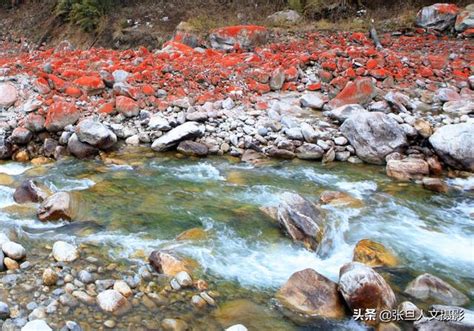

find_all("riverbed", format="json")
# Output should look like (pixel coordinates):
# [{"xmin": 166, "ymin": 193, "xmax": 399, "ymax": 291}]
[{"xmin": 1, "ymin": 149, "xmax": 473, "ymax": 330}]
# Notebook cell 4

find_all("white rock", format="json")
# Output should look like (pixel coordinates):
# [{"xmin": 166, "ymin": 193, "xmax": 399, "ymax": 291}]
[
  {"xmin": 148, "ymin": 115, "xmax": 171, "ymax": 131},
  {"xmin": 175, "ymin": 271, "xmax": 193, "ymax": 287},
  {"xmin": 300, "ymin": 93, "xmax": 325, "ymax": 109},
  {"xmin": 113, "ymin": 280, "xmax": 133, "ymax": 298},
  {"xmin": 226, "ymin": 325, "xmax": 248, "ymax": 331},
  {"xmin": 2, "ymin": 241, "xmax": 26, "ymax": 260},
  {"xmin": 52, "ymin": 241, "xmax": 79, "ymax": 262},
  {"xmin": 21, "ymin": 320, "xmax": 52, "ymax": 331},
  {"xmin": 97, "ymin": 290, "xmax": 131, "ymax": 315}
]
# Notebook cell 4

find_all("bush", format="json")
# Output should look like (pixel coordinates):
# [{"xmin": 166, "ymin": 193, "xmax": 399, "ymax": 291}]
[{"xmin": 55, "ymin": 0, "xmax": 115, "ymax": 32}]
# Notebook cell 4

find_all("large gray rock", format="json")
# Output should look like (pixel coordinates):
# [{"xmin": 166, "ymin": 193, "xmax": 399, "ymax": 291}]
[
  {"xmin": 277, "ymin": 192, "xmax": 325, "ymax": 251},
  {"xmin": 177, "ymin": 140, "xmax": 209, "ymax": 157},
  {"xmin": 209, "ymin": 25, "xmax": 268, "ymax": 51},
  {"xmin": 339, "ymin": 262, "xmax": 396, "ymax": 324},
  {"xmin": 414, "ymin": 305, "xmax": 474, "ymax": 331},
  {"xmin": 267, "ymin": 9, "xmax": 302, "ymax": 24},
  {"xmin": 76, "ymin": 119, "xmax": 117, "ymax": 149},
  {"xmin": 455, "ymin": 4, "xmax": 474, "ymax": 32},
  {"xmin": 405, "ymin": 273, "xmax": 469, "ymax": 306},
  {"xmin": 68, "ymin": 133, "xmax": 99, "ymax": 159},
  {"xmin": 416, "ymin": 3, "xmax": 459, "ymax": 31},
  {"xmin": 296, "ymin": 143, "xmax": 324, "ymax": 160},
  {"xmin": 327, "ymin": 104, "xmax": 367, "ymax": 123},
  {"xmin": 429, "ymin": 123, "xmax": 474, "ymax": 171},
  {"xmin": 151, "ymin": 122, "xmax": 204, "ymax": 152},
  {"xmin": 340, "ymin": 112, "xmax": 407, "ymax": 164},
  {"xmin": 37, "ymin": 192, "xmax": 73, "ymax": 222},
  {"xmin": 276, "ymin": 268, "xmax": 345, "ymax": 319}
]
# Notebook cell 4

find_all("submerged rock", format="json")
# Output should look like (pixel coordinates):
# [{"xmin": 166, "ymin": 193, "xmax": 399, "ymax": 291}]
[
  {"xmin": 151, "ymin": 122, "xmax": 204, "ymax": 152},
  {"xmin": 37, "ymin": 192, "xmax": 73, "ymax": 221},
  {"xmin": 339, "ymin": 262, "xmax": 396, "ymax": 324},
  {"xmin": 340, "ymin": 112, "xmax": 407, "ymax": 165},
  {"xmin": 52, "ymin": 241, "xmax": 79, "ymax": 262},
  {"xmin": 353, "ymin": 239, "xmax": 398, "ymax": 267},
  {"xmin": 429, "ymin": 123, "xmax": 474, "ymax": 171},
  {"xmin": 277, "ymin": 268, "xmax": 346, "ymax": 319},
  {"xmin": 13, "ymin": 180, "xmax": 48, "ymax": 204},
  {"xmin": 97, "ymin": 290, "xmax": 131, "ymax": 316},
  {"xmin": 404, "ymin": 273, "xmax": 469, "ymax": 306},
  {"xmin": 21, "ymin": 320, "xmax": 52, "ymax": 331},
  {"xmin": 277, "ymin": 192, "xmax": 325, "ymax": 251},
  {"xmin": 422, "ymin": 177, "xmax": 448, "ymax": 193},
  {"xmin": 319, "ymin": 191, "xmax": 363, "ymax": 208},
  {"xmin": 149, "ymin": 251, "xmax": 191, "ymax": 276}
]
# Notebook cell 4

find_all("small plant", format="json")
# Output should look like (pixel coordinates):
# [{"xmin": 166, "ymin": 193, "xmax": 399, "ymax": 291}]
[{"xmin": 55, "ymin": 0, "xmax": 114, "ymax": 32}]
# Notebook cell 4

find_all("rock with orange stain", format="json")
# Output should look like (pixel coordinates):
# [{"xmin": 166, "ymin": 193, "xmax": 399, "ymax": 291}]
[
  {"xmin": 34, "ymin": 77, "xmax": 51, "ymax": 94},
  {"xmin": 328, "ymin": 78, "xmax": 377, "ymax": 109},
  {"xmin": 74, "ymin": 76, "xmax": 105, "ymax": 95},
  {"xmin": 416, "ymin": 3, "xmax": 460, "ymax": 31},
  {"xmin": 455, "ymin": 5, "xmax": 474, "ymax": 32},
  {"xmin": 115, "ymin": 96, "xmax": 139, "ymax": 117},
  {"xmin": 45, "ymin": 101, "xmax": 80, "ymax": 132},
  {"xmin": 209, "ymin": 25, "xmax": 268, "ymax": 51}
]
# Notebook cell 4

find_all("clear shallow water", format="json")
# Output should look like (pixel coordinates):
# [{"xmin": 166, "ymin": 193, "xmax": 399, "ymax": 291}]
[{"xmin": 0, "ymin": 153, "xmax": 473, "ymax": 329}]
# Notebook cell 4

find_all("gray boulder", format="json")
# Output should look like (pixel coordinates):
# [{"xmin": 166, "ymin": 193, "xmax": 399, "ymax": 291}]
[
  {"xmin": 76, "ymin": 119, "xmax": 117, "ymax": 149},
  {"xmin": 0, "ymin": 133, "xmax": 12, "ymax": 159},
  {"xmin": 277, "ymin": 192, "xmax": 325, "ymax": 251},
  {"xmin": 296, "ymin": 143, "xmax": 324, "ymax": 160},
  {"xmin": 416, "ymin": 3, "xmax": 459, "ymax": 31},
  {"xmin": 455, "ymin": 4, "xmax": 474, "ymax": 32},
  {"xmin": 340, "ymin": 112, "xmax": 407, "ymax": 164},
  {"xmin": 37, "ymin": 192, "xmax": 73, "ymax": 222},
  {"xmin": 68, "ymin": 134, "xmax": 99, "ymax": 159},
  {"xmin": 405, "ymin": 273, "xmax": 469, "ymax": 306},
  {"xmin": 177, "ymin": 140, "xmax": 209, "ymax": 157},
  {"xmin": 327, "ymin": 104, "xmax": 367, "ymax": 123},
  {"xmin": 151, "ymin": 122, "xmax": 204, "ymax": 152},
  {"xmin": 429, "ymin": 123, "xmax": 474, "ymax": 171},
  {"xmin": 8, "ymin": 127, "xmax": 33, "ymax": 145},
  {"xmin": 267, "ymin": 10, "xmax": 302, "ymax": 25}
]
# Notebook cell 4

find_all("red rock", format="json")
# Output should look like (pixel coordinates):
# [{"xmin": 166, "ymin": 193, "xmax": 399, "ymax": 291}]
[
  {"xmin": 48, "ymin": 74, "xmax": 66, "ymax": 92},
  {"xmin": 209, "ymin": 25, "xmax": 268, "ymax": 51},
  {"xmin": 98, "ymin": 102, "xmax": 115, "ymax": 115},
  {"xmin": 115, "ymin": 96, "xmax": 139, "ymax": 117},
  {"xmin": 328, "ymin": 77, "xmax": 377, "ymax": 109},
  {"xmin": 45, "ymin": 101, "xmax": 80, "ymax": 132},
  {"xmin": 65, "ymin": 86, "xmax": 82, "ymax": 98},
  {"xmin": 142, "ymin": 85, "xmax": 155, "ymax": 96},
  {"xmin": 307, "ymin": 82, "xmax": 321, "ymax": 91},
  {"xmin": 35, "ymin": 77, "xmax": 51, "ymax": 94},
  {"xmin": 74, "ymin": 76, "xmax": 105, "ymax": 95}
]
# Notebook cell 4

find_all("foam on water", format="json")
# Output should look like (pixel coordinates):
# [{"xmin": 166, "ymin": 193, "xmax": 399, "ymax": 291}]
[
  {"xmin": 356, "ymin": 200, "xmax": 474, "ymax": 277},
  {"xmin": 335, "ymin": 180, "xmax": 378, "ymax": 198},
  {"xmin": 0, "ymin": 162, "xmax": 31, "ymax": 176},
  {"xmin": 236, "ymin": 185, "xmax": 289, "ymax": 207},
  {"xmin": 0, "ymin": 186, "xmax": 15, "ymax": 208},
  {"xmin": 46, "ymin": 178, "xmax": 96, "ymax": 192},
  {"xmin": 153, "ymin": 162, "xmax": 225, "ymax": 182},
  {"xmin": 448, "ymin": 176, "xmax": 474, "ymax": 191}
]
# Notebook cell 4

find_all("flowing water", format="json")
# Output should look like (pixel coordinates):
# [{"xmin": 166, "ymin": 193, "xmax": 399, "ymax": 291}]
[{"xmin": 0, "ymin": 149, "xmax": 473, "ymax": 330}]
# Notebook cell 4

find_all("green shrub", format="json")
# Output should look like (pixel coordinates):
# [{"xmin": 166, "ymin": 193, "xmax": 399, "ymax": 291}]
[{"xmin": 55, "ymin": 0, "xmax": 114, "ymax": 32}]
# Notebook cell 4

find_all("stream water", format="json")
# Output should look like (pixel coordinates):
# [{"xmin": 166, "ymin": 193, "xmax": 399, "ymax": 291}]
[{"xmin": 0, "ymin": 149, "xmax": 473, "ymax": 330}]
